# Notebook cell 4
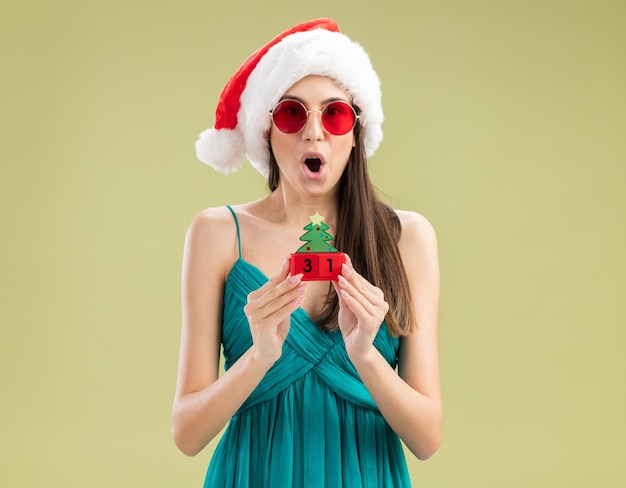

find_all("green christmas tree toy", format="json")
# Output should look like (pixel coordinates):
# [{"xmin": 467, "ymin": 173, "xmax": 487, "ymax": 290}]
[{"xmin": 291, "ymin": 212, "xmax": 345, "ymax": 281}]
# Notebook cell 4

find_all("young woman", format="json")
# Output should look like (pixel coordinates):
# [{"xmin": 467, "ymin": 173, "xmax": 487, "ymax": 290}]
[{"xmin": 172, "ymin": 18, "xmax": 442, "ymax": 487}]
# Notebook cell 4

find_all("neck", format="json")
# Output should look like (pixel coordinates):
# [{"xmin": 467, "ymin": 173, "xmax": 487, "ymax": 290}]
[{"xmin": 267, "ymin": 182, "xmax": 339, "ymax": 229}]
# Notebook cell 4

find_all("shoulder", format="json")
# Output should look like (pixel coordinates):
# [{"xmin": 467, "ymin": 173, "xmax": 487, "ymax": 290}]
[
  {"xmin": 184, "ymin": 206, "xmax": 240, "ymax": 281},
  {"xmin": 393, "ymin": 209, "xmax": 439, "ymax": 284},
  {"xmin": 394, "ymin": 210, "xmax": 438, "ymax": 252},
  {"xmin": 186, "ymin": 206, "xmax": 238, "ymax": 249},
  {"xmin": 187, "ymin": 206, "xmax": 236, "ymax": 235}
]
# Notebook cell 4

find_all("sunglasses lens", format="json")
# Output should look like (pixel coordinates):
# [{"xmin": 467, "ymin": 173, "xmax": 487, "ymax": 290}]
[
  {"xmin": 322, "ymin": 102, "xmax": 357, "ymax": 135},
  {"xmin": 272, "ymin": 100, "xmax": 307, "ymax": 133}
]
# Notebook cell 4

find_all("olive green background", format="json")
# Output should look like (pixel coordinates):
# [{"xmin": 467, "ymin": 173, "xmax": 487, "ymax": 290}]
[{"xmin": 2, "ymin": 0, "xmax": 624, "ymax": 486}]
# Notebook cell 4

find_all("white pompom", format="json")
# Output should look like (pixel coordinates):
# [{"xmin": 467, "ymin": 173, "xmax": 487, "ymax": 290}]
[{"xmin": 195, "ymin": 128, "xmax": 245, "ymax": 174}]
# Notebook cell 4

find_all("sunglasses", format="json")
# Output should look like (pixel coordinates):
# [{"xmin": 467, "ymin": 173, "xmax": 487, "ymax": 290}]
[{"xmin": 270, "ymin": 99, "xmax": 359, "ymax": 136}]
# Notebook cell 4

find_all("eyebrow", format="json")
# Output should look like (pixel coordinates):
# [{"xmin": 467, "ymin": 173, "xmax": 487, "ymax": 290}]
[{"xmin": 278, "ymin": 95, "xmax": 349, "ymax": 106}]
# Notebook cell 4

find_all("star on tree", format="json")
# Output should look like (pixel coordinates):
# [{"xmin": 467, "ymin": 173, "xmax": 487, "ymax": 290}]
[{"xmin": 309, "ymin": 211, "xmax": 324, "ymax": 226}]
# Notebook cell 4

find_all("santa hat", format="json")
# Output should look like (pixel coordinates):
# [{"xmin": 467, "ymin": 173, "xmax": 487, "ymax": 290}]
[{"xmin": 195, "ymin": 18, "xmax": 383, "ymax": 178}]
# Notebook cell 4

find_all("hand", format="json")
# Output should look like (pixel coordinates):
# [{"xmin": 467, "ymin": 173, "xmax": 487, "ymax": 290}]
[
  {"xmin": 333, "ymin": 255, "xmax": 389, "ymax": 359},
  {"xmin": 244, "ymin": 257, "xmax": 307, "ymax": 366}
]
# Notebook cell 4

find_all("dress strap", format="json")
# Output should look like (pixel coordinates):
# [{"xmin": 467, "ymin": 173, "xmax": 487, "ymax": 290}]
[{"xmin": 225, "ymin": 205, "xmax": 242, "ymax": 258}]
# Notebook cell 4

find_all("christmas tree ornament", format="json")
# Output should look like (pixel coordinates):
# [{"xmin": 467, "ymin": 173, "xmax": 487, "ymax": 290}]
[{"xmin": 291, "ymin": 213, "xmax": 345, "ymax": 281}]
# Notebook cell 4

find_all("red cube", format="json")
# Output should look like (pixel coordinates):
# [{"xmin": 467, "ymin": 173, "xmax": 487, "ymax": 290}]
[{"xmin": 291, "ymin": 252, "xmax": 345, "ymax": 281}]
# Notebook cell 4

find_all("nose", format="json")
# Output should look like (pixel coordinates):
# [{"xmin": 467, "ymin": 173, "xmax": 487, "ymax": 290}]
[{"xmin": 301, "ymin": 109, "xmax": 325, "ymax": 141}]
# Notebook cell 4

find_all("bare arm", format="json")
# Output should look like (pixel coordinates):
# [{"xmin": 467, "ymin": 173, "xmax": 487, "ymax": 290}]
[
  {"xmin": 334, "ymin": 210, "xmax": 442, "ymax": 460},
  {"xmin": 171, "ymin": 208, "xmax": 307, "ymax": 456}
]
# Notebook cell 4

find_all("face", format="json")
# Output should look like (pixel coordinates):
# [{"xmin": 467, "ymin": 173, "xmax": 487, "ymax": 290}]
[{"xmin": 269, "ymin": 75, "xmax": 356, "ymax": 199}]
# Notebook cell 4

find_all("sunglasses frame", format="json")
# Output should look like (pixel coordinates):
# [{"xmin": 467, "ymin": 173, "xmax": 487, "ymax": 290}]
[{"xmin": 269, "ymin": 99, "xmax": 360, "ymax": 136}]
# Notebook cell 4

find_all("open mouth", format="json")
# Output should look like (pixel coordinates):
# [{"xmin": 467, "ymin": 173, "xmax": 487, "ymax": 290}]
[{"xmin": 304, "ymin": 157, "xmax": 322, "ymax": 173}]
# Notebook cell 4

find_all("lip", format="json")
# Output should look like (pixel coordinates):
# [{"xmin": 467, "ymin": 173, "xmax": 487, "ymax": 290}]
[{"xmin": 301, "ymin": 152, "xmax": 326, "ymax": 180}]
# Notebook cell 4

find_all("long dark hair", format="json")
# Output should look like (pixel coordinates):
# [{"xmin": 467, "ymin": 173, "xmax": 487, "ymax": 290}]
[{"xmin": 268, "ymin": 121, "xmax": 416, "ymax": 336}]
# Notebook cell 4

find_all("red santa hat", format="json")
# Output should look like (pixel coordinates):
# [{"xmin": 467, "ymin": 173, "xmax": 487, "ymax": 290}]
[{"xmin": 195, "ymin": 18, "xmax": 383, "ymax": 178}]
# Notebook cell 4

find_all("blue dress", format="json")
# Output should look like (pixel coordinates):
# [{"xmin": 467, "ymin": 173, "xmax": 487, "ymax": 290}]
[{"xmin": 204, "ymin": 207, "xmax": 411, "ymax": 487}]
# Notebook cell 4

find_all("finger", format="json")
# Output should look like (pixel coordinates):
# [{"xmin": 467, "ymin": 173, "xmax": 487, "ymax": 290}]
[
  {"xmin": 248, "ymin": 256, "xmax": 298, "ymax": 303},
  {"xmin": 340, "ymin": 260, "xmax": 378, "ymax": 299},
  {"xmin": 265, "ymin": 281, "xmax": 308, "ymax": 316},
  {"xmin": 265, "ymin": 296, "xmax": 304, "ymax": 327},
  {"xmin": 249, "ymin": 292, "xmax": 305, "ymax": 338},
  {"xmin": 331, "ymin": 280, "xmax": 347, "ymax": 308},
  {"xmin": 338, "ymin": 270, "xmax": 385, "ymax": 314},
  {"xmin": 267, "ymin": 272, "xmax": 305, "ymax": 303},
  {"xmin": 269, "ymin": 255, "xmax": 293, "ymax": 285},
  {"xmin": 338, "ymin": 286, "xmax": 371, "ymax": 319},
  {"xmin": 340, "ymin": 274, "xmax": 388, "ymax": 319},
  {"xmin": 247, "ymin": 278, "xmax": 307, "ymax": 321},
  {"xmin": 337, "ymin": 275, "xmax": 378, "ymax": 317}
]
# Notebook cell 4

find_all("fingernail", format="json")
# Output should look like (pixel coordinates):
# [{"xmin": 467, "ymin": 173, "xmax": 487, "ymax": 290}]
[
  {"xmin": 290, "ymin": 273, "xmax": 303, "ymax": 283},
  {"xmin": 342, "ymin": 263, "xmax": 352, "ymax": 276},
  {"xmin": 294, "ymin": 295, "xmax": 306, "ymax": 304}
]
